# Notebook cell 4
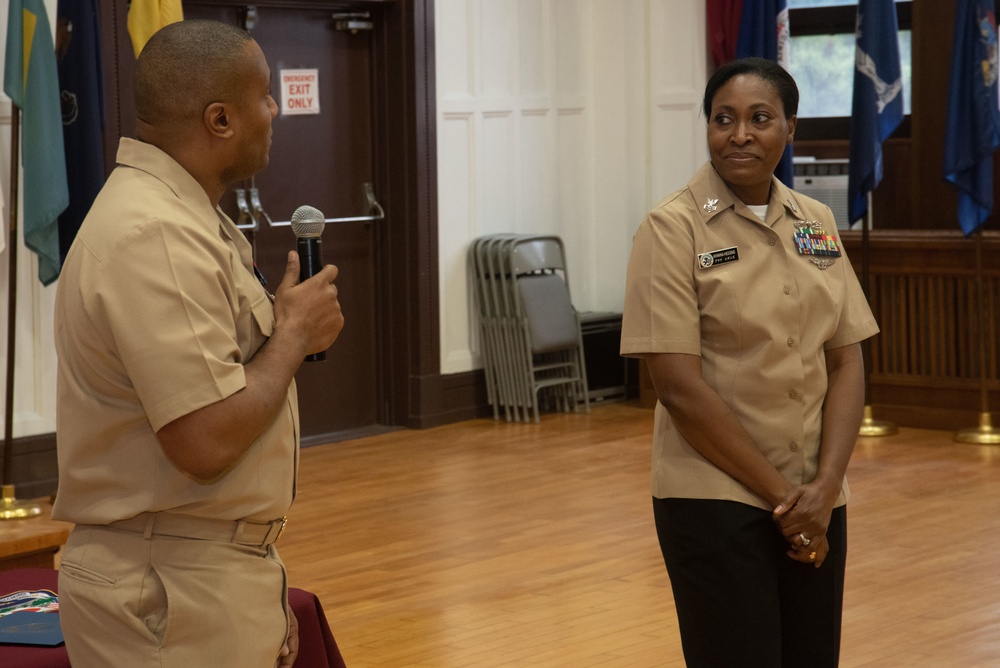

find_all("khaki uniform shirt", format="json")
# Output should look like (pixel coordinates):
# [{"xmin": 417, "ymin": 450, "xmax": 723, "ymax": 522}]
[
  {"xmin": 53, "ymin": 138, "xmax": 298, "ymax": 525},
  {"xmin": 621, "ymin": 161, "xmax": 879, "ymax": 511}
]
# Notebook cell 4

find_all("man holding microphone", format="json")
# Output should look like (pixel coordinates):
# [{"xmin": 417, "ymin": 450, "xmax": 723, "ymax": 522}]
[{"xmin": 52, "ymin": 20, "xmax": 343, "ymax": 667}]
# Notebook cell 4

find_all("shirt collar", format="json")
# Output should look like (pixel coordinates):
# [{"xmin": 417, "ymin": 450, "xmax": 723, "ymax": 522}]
[
  {"xmin": 115, "ymin": 138, "xmax": 215, "ymax": 215},
  {"xmin": 689, "ymin": 161, "xmax": 804, "ymax": 227},
  {"xmin": 115, "ymin": 138, "xmax": 253, "ymax": 268}
]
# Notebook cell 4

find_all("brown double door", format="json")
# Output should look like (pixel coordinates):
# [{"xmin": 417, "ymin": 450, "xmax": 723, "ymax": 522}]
[{"xmin": 185, "ymin": 3, "xmax": 380, "ymax": 442}]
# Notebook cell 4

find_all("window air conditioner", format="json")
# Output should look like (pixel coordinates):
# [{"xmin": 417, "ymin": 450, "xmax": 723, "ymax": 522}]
[{"xmin": 792, "ymin": 159, "xmax": 851, "ymax": 229}]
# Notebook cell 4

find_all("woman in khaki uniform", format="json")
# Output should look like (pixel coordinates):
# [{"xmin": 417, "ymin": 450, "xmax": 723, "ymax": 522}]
[{"xmin": 621, "ymin": 58, "xmax": 879, "ymax": 666}]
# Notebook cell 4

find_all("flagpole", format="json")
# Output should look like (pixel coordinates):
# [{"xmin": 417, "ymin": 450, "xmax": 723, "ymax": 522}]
[
  {"xmin": 858, "ymin": 192, "xmax": 897, "ymax": 437},
  {"xmin": 954, "ymin": 230, "xmax": 1000, "ymax": 444},
  {"xmin": 1, "ymin": 104, "xmax": 42, "ymax": 519}
]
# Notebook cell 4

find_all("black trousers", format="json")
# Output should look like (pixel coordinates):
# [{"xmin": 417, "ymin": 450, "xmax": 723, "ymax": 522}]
[{"xmin": 653, "ymin": 498, "xmax": 847, "ymax": 668}]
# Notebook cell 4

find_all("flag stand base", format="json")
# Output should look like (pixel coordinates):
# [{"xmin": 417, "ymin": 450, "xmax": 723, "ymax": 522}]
[
  {"xmin": 0, "ymin": 484, "xmax": 42, "ymax": 520},
  {"xmin": 858, "ymin": 405, "xmax": 897, "ymax": 437},
  {"xmin": 955, "ymin": 412, "xmax": 1000, "ymax": 445}
]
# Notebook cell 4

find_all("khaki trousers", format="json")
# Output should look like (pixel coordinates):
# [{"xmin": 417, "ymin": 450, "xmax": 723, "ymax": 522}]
[{"xmin": 58, "ymin": 524, "xmax": 288, "ymax": 667}]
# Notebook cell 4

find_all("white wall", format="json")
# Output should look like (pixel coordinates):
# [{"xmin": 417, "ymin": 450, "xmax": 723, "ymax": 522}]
[
  {"xmin": 436, "ymin": 0, "xmax": 709, "ymax": 375},
  {"xmin": 0, "ymin": 0, "xmax": 60, "ymax": 438}
]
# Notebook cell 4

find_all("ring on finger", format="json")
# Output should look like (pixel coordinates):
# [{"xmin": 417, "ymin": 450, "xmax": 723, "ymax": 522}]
[{"xmin": 799, "ymin": 533, "xmax": 811, "ymax": 546}]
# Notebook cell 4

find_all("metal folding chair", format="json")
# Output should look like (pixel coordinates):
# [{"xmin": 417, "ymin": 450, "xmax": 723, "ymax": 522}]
[{"xmin": 469, "ymin": 234, "xmax": 589, "ymax": 423}]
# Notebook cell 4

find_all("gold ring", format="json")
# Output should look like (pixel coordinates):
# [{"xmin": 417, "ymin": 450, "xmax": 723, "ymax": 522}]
[{"xmin": 809, "ymin": 551, "xmax": 817, "ymax": 561}]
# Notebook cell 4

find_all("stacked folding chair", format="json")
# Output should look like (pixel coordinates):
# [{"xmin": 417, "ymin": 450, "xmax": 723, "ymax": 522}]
[{"xmin": 469, "ymin": 235, "xmax": 590, "ymax": 423}]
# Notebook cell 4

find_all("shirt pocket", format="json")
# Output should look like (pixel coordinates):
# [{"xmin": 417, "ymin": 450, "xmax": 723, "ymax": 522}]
[
  {"xmin": 248, "ymin": 293, "xmax": 275, "ymax": 358},
  {"xmin": 696, "ymin": 264, "xmax": 741, "ymax": 345}
]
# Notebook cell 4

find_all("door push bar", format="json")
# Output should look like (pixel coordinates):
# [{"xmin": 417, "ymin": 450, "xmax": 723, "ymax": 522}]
[{"xmin": 246, "ymin": 182, "xmax": 384, "ymax": 230}]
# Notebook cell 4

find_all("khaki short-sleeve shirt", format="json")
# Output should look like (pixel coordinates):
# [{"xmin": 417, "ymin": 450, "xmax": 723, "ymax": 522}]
[
  {"xmin": 621, "ymin": 162, "xmax": 879, "ymax": 510},
  {"xmin": 53, "ymin": 138, "xmax": 298, "ymax": 525}
]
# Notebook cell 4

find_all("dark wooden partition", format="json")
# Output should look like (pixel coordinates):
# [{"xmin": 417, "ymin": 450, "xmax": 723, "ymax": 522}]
[{"xmin": 844, "ymin": 232, "xmax": 1000, "ymax": 430}]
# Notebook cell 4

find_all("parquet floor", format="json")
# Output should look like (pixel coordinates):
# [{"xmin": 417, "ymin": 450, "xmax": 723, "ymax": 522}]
[{"xmin": 278, "ymin": 401, "xmax": 1000, "ymax": 667}]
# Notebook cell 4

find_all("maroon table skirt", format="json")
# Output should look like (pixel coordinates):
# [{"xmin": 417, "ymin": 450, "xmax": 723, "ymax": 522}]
[{"xmin": 0, "ymin": 568, "xmax": 346, "ymax": 668}]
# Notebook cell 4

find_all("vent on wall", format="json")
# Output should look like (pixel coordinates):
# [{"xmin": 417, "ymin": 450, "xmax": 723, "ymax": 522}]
[{"xmin": 793, "ymin": 159, "xmax": 851, "ymax": 229}]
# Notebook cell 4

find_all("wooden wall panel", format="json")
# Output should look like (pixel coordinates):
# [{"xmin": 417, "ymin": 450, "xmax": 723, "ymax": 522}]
[{"xmin": 845, "ymin": 231, "xmax": 1000, "ymax": 430}]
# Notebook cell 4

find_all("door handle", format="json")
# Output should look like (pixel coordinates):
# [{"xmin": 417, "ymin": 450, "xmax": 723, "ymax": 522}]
[
  {"xmin": 235, "ymin": 188, "xmax": 258, "ymax": 231},
  {"xmin": 249, "ymin": 187, "xmax": 274, "ymax": 229}
]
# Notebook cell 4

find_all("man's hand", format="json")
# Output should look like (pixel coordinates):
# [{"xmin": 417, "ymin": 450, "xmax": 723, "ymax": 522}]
[
  {"xmin": 277, "ymin": 609, "xmax": 299, "ymax": 667},
  {"xmin": 273, "ymin": 250, "xmax": 345, "ymax": 358},
  {"xmin": 156, "ymin": 252, "xmax": 345, "ymax": 481}
]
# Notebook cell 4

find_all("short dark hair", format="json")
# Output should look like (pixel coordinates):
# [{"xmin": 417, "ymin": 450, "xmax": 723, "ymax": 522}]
[
  {"xmin": 134, "ymin": 20, "xmax": 254, "ymax": 129},
  {"xmin": 702, "ymin": 57, "xmax": 799, "ymax": 120}
]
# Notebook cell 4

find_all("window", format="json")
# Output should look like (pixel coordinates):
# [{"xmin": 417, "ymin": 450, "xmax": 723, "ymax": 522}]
[
  {"xmin": 787, "ymin": 1, "xmax": 912, "ymax": 138},
  {"xmin": 790, "ymin": 31, "xmax": 911, "ymax": 118},
  {"xmin": 787, "ymin": 0, "xmax": 906, "ymax": 7}
]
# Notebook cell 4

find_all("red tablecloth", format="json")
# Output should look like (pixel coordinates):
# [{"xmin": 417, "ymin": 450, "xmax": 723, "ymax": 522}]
[{"xmin": 0, "ymin": 568, "xmax": 346, "ymax": 667}]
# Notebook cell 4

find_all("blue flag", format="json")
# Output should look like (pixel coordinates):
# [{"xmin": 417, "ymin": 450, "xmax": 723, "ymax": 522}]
[
  {"xmin": 736, "ymin": 0, "xmax": 794, "ymax": 187},
  {"xmin": 4, "ymin": 0, "xmax": 69, "ymax": 285},
  {"xmin": 848, "ymin": 0, "xmax": 905, "ymax": 226},
  {"xmin": 57, "ymin": 0, "xmax": 105, "ymax": 263},
  {"xmin": 943, "ymin": 0, "xmax": 1000, "ymax": 237}
]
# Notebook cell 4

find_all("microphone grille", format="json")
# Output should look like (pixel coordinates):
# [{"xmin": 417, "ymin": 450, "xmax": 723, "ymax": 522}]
[{"xmin": 291, "ymin": 205, "xmax": 325, "ymax": 238}]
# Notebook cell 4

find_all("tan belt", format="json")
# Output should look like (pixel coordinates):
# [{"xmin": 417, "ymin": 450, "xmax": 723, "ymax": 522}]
[{"xmin": 105, "ymin": 512, "xmax": 287, "ymax": 548}]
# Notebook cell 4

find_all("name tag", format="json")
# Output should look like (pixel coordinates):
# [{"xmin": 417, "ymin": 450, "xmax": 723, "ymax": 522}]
[{"xmin": 698, "ymin": 246, "xmax": 739, "ymax": 269}]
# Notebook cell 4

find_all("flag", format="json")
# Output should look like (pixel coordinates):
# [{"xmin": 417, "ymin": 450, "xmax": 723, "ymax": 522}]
[
  {"xmin": 735, "ymin": 0, "xmax": 795, "ymax": 187},
  {"xmin": 847, "ymin": 0, "xmax": 905, "ymax": 226},
  {"xmin": 127, "ymin": 0, "xmax": 183, "ymax": 58},
  {"xmin": 707, "ymin": 0, "xmax": 745, "ymax": 68},
  {"xmin": 943, "ymin": 0, "xmax": 1000, "ymax": 237},
  {"xmin": 57, "ymin": 0, "xmax": 104, "ymax": 263},
  {"xmin": 4, "ymin": 0, "xmax": 69, "ymax": 286},
  {"xmin": 736, "ymin": 0, "xmax": 790, "ymax": 66}
]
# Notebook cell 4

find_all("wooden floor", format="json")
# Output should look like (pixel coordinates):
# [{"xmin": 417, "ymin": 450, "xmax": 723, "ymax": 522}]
[{"xmin": 279, "ymin": 401, "xmax": 1000, "ymax": 667}]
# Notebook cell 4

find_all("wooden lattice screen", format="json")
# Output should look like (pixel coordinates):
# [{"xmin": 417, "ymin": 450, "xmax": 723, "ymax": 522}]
[
  {"xmin": 870, "ymin": 274, "xmax": 999, "ymax": 381},
  {"xmin": 845, "ymin": 231, "xmax": 999, "ymax": 429}
]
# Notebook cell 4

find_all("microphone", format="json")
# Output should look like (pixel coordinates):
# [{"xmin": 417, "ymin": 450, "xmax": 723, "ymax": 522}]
[{"xmin": 291, "ymin": 205, "xmax": 327, "ymax": 362}]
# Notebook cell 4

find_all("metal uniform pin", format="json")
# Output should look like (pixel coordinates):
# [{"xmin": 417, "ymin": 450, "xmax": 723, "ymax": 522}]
[{"xmin": 703, "ymin": 198, "xmax": 719, "ymax": 213}]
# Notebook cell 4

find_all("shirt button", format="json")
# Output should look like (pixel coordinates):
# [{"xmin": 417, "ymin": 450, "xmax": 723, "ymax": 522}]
[
  {"xmin": 789, "ymin": 442, "xmax": 799, "ymax": 452},
  {"xmin": 768, "ymin": 238, "xmax": 777, "ymax": 246},
  {"xmin": 783, "ymin": 286, "xmax": 791, "ymax": 295},
  {"xmin": 787, "ymin": 337, "xmax": 795, "ymax": 347},
  {"xmin": 788, "ymin": 389, "xmax": 797, "ymax": 399}
]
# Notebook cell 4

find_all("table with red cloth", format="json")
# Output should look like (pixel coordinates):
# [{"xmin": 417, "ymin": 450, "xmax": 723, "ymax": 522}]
[{"xmin": 0, "ymin": 568, "xmax": 346, "ymax": 667}]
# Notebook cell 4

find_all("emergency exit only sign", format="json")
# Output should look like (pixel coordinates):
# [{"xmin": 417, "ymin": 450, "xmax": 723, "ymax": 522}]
[{"xmin": 280, "ymin": 69, "xmax": 320, "ymax": 116}]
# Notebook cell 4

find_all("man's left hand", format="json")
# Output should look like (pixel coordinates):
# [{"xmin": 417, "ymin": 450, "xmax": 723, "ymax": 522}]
[{"xmin": 277, "ymin": 609, "xmax": 299, "ymax": 667}]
